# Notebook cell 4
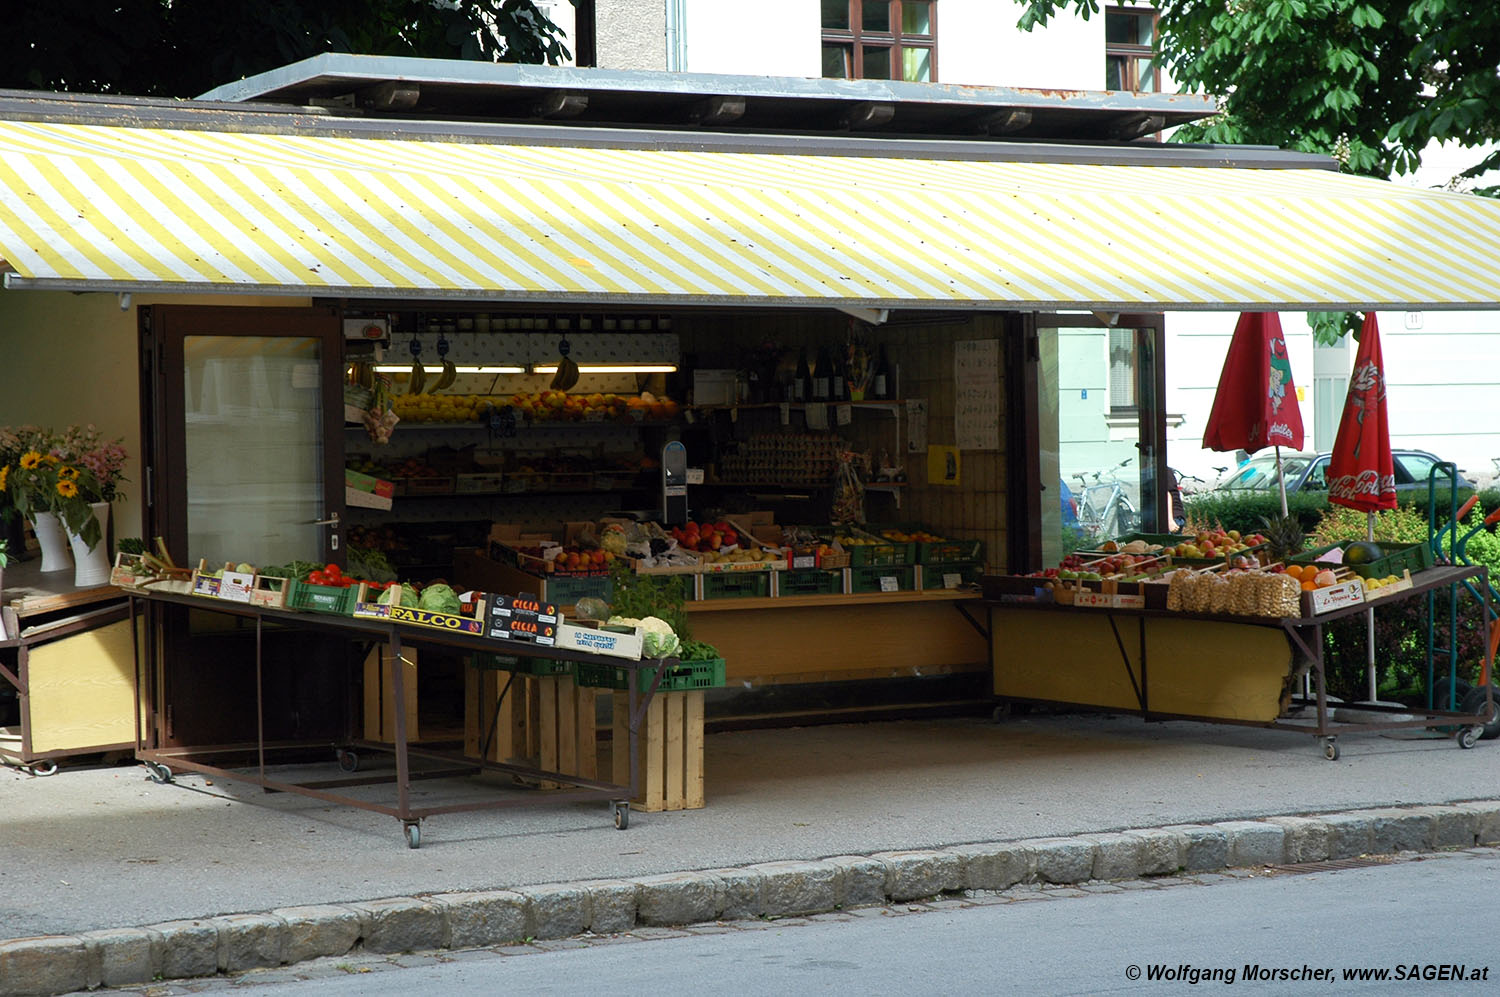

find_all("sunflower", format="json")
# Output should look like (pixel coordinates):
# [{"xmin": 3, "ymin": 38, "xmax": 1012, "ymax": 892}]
[
  {"xmin": 56, "ymin": 479, "xmax": 79, "ymax": 499},
  {"xmin": 58, "ymin": 465, "xmax": 79, "ymax": 481},
  {"xmin": 19, "ymin": 450, "xmax": 42, "ymax": 469},
  {"xmin": 0, "ymin": 465, "xmax": 8, "ymax": 492}
]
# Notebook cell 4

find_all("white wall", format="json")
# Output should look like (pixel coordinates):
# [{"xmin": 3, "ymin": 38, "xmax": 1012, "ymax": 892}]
[
  {"xmin": 938, "ymin": 3, "xmax": 1101, "ymax": 89},
  {"xmin": 685, "ymin": 0, "xmax": 818, "ymax": 77},
  {"xmin": 593, "ymin": 0, "xmax": 667, "ymax": 71}
]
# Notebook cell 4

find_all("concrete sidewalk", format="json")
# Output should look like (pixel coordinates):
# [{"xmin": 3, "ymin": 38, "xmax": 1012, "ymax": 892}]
[{"xmin": 2, "ymin": 712, "xmax": 1498, "ymax": 995}]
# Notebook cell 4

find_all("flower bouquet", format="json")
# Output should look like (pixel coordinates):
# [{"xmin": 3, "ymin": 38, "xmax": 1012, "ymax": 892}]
[{"xmin": 0, "ymin": 424, "xmax": 128, "ymax": 552}]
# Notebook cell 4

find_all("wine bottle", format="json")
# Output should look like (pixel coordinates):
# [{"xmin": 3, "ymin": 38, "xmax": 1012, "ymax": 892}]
[
  {"xmin": 794, "ymin": 348, "xmax": 811, "ymax": 402},
  {"xmin": 872, "ymin": 343, "xmax": 890, "ymax": 399},
  {"xmin": 831, "ymin": 346, "xmax": 846, "ymax": 401},
  {"xmin": 812, "ymin": 346, "xmax": 831, "ymax": 401}
]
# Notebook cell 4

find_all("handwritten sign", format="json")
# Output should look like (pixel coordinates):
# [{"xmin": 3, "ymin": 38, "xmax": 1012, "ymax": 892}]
[{"xmin": 954, "ymin": 339, "xmax": 1000, "ymax": 451}]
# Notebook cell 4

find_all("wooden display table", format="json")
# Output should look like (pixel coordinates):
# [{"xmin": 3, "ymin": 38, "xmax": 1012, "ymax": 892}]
[
  {"xmin": 1, "ymin": 560, "xmax": 133, "ymax": 775},
  {"xmin": 986, "ymin": 565, "xmax": 1494, "ymax": 759}
]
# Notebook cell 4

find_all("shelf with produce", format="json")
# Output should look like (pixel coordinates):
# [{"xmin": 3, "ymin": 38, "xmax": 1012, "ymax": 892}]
[
  {"xmin": 345, "ymin": 419, "xmax": 677, "ymax": 432},
  {"xmin": 689, "ymin": 400, "xmax": 904, "ymax": 415},
  {"xmin": 703, "ymin": 479, "xmax": 905, "ymax": 491}
]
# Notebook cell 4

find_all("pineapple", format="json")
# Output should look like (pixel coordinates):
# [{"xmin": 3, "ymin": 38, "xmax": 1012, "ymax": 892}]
[{"xmin": 1259, "ymin": 514, "xmax": 1306, "ymax": 564}]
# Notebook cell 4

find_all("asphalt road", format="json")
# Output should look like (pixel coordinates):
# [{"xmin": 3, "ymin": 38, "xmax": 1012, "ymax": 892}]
[
  {"xmin": 88, "ymin": 847, "xmax": 1500, "ymax": 996},
  {"xmin": 4, "ymin": 712, "xmax": 1497, "ymax": 940}
]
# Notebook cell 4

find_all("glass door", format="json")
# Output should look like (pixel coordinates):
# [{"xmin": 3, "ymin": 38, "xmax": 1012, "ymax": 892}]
[
  {"xmin": 144, "ymin": 306, "xmax": 345, "ymax": 568},
  {"xmin": 139, "ymin": 305, "xmax": 347, "ymax": 750},
  {"xmin": 1035, "ymin": 314, "xmax": 1166, "ymax": 567}
]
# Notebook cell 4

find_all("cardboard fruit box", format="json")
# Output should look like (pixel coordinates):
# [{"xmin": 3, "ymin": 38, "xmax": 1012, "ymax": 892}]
[{"xmin": 352, "ymin": 583, "xmax": 489, "ymax": 636}]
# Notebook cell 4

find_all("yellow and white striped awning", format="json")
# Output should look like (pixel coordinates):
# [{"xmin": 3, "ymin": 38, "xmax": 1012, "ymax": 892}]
[{"xmin": 3, "ymin": 118, "xmax": 1500, "ymax": 310}]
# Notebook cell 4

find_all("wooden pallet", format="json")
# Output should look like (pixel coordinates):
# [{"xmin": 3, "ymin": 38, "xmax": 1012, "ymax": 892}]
[
  {"xmin": 611, "ymin": 690, "xmax": 705, "ymax": 812},
  {"xmin": 463, "ymin": 671, "xmax": 597, "ymax": 787}
]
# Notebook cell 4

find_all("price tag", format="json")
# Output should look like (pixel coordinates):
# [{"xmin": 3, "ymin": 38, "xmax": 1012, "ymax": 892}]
[
  {"xmin": 879, "ymin": 575, "xmax": 899, "ymax": 592},
  {"xmin": 779, "ymin": 402, "xmax": 791, "ymax": 425},
  {"xmin": 943, "ymin": 572, "xmax": 963, "ymax": 589},
  {"xmin": 835, "ymin": 404, "xmax": 853, "ymax": 426},
  {"xmin": 219, "ymin": 570, "xmax": 255, "ymax": 603},
  {"xmin": 685, "ymin": 467, "xmax": 705, "ymax": 485}
]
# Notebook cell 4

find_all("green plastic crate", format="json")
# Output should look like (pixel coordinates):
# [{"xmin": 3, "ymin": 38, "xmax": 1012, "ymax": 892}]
[
  {"xmin": 1292, "ymin": 540, "xmax": 1433, "ymax": 578},
  {"xmin": 542, "ymin": 573, "xmax": 613, "ymax": 606},
  {"xmin": 574, "ymin": 657, "xmax": 727, "ymax": 692},
  {"xmin": 777, "ymin": 568, "xmax": 844, "ymax": 596},
  {"xmin": 701, "ymin": 571, "xmax": 771, "ymax": 600},
  {"xmin": 287, "ymin": 580, "xmax": 358, "ymax": 615},
  {"xmin": 918, "ymin": 562, "xmax": 984, "ymax": 590},
  {"xmin": 850, "ymin": 564, "xmax": 915, "ymax": 593},
  {"xmin": 873, "ymin": 524, "xmax": 985, "ymax": 565},
  {"xmin": 469, "ymin": 653, "xmax": 523, "ymax": 671}
]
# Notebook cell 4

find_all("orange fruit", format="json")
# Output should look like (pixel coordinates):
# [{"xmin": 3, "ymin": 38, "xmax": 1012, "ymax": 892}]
[
  {"xmin": 1300, "ymin": 579, "xmax": 1317, "ymax": 591},
  {"xmin": 1285, "ymin": 564, "xmax": 1303, "ymax": 581}
]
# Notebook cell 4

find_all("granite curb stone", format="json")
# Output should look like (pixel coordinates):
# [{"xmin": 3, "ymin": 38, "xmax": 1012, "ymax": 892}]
[{"xmin": 6, "ymin": 802, "xmax": 1500, "ymax": 997}]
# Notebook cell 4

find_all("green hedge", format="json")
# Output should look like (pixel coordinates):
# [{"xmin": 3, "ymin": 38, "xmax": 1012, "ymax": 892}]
[{"xmin": 1184, "ymin": 487, "xmax": 1496, "ymax": 539}]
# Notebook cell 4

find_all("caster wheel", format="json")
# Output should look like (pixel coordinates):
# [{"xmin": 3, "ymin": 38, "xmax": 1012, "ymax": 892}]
[
  {"xmin": 991, "ymin": 703, "xmax": 1012, "ymax": 722},
  {"xmin": 30, "ymin": 760, "xmax": 58, "ymax": 777},
  {"xmin": 144, "ymin": 761, "xmax": 174, "ymax": 784},
  {"xmin": 1322, "ymin": 738, "xmax": 1340, "ymax": 761},
  {"xmin": 1457, "ymin": 726, "xmax": 1480, "ymax": 750},
  {"xmin": 336, "ymin": 750, "xmax": 359, "ymax": 773},
  {"xmin": 612, "ymin": 801, "xmax": 630, "ymax": 830},
  {"xmin": 1458, "ymin": 686, "xmax": 1500, "ymax": 740},
  {"xmin": 404, "ymin": 823, "xmax": 421, "ymax": 849}
]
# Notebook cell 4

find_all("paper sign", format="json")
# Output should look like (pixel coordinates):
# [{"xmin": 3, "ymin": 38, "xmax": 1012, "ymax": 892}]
[
  {"xmin": 806, "ymin": 403, "xmax": 829, "ymax": 431},
  {"xmin": 879, "ymin": 576, "xmax": 900, "ymax": 592},
  {"xmin": 219, "ymin": 570, "xmax": 255, "ymax": 603},
  {"xmin": 906, "ymin": 398, "xmax": 928, "ymax": 452},
  {"xmin": 954, "ymin": 339, "xmax": 1001, "ymax": 451},
  {"xmin": 943, "ymin": 572, "xmax": 963, "ymax": 589},
  {"xmin": 928, "ymin": 445, "xmax": 960, "ymax": 486},
  {"xmin": 835, "ymin": 404, "xmax": 852, "ymax": 426}
]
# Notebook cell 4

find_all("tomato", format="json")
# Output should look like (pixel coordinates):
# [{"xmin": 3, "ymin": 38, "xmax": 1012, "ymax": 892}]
[
  {"xmin": 324, "ymin": 563, "xmax": 342, "ymax": 578},
  {"xmin": 309, "ymin": 571, "xmax": 328, "ymax": 586}
]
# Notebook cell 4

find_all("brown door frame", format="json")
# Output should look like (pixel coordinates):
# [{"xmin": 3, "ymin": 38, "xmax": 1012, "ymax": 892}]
[{"xmin": 138, "ymin": 304, "xmax": 346, "ymax": 566}]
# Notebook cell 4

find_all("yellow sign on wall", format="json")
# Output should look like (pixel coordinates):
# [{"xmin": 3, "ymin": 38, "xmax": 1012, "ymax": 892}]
[{"xmin": 927, "ymin": 446, "xmax": 961, "ymax": 486}]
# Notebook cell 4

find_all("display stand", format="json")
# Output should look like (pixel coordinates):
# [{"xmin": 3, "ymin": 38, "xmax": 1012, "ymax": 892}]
[
  {"xmin": 985, "ymin": 565, "xmax": 1494, "ymax": 759},
  {"xmin": 1, "ymin": 560, "xmax": 133, "ymax": 775},
  {"xmin": 127, "ymin": 588, "xmax": 676, "ymax": 846}
]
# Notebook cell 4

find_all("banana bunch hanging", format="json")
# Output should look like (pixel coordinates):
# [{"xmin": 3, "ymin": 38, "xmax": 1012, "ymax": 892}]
[
  {"xmin": 432, "ymin": 331, "xmax": 457, "ymax": 392},
  {"xmin": 405, "ymin": 336, "xmax": 426, "ymax": 395}
]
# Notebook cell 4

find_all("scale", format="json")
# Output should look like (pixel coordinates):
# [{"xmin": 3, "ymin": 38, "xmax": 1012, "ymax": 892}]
[{"xmin": 662, "ymin": 441, "xmax": 688, "ymax": 524}]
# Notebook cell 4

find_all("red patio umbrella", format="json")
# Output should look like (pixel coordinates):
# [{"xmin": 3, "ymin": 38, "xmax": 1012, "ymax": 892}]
[
  {"xmin": 1328, "ymin": 312, "xmax": 1397, "ymax": 705},
  {"xmin": 1326, "ymin": 312, "xmax": 1397, "ymax": 513},
  {"xmin": 1202, "ymin": 312, "xmax": 1305, "ymax": 514}
]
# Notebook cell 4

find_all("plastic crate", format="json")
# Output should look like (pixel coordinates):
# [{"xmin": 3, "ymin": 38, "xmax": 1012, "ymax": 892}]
[
  {"xmin": 517, "ymin": 656, "xmax": 573, "ymax": 676},
  {"xmin": 470, "ymin": 652, "xmax": 524, "ymax": 671},
  {"xmin": 850, "ymin": 564, "xmax": 916, "ymax": 593},
  {"xmin": 777, "ymin": 568, "xmax": 844, "ymax": 596},
  {"xmin": 918, "ymin": 562, "xmax": 984, "ymax": 590},
  {"xmin": 575, "ymin": 657, "xmax": 727, "ymax": 692},
  {"xmin": 873, "ymin": 524, "xmax": 985, "ymax": 565},
  {"xmin": 831, "ymin": 529, "xmax": 916, "ymax": 567},
  {"xmin": 701, "ymin": 571, "xmax": 771, "ymax": 600},
  {"xmin": 286, "ymin": 580, "xmax": 358, "ymax": 615},
  {"xmin": 1293, "ymin": 540, "xmax": 1434, "ymax": 579},
  {"xmin": 543, "ymin": 573, "xmax": 614, "ymax": 605}
]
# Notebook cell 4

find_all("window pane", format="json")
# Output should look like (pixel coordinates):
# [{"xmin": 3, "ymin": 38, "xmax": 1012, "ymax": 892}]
[
  {"xmin": 822, "ymin": 43, "xmax": 853, "ymax": 78},
  {"xmin": 902, "ymin": 1, "xmax": 932, "ymax": 35},
  {"xmin": 1137, "ymin": 59, "xmax": 1157, "ymax": 92},
  {"xmin": 902, "ymin": 45, "xmax": 932, "ymax": 82},
  {"xmin": 1105, "ymin": 55, "xmax": 1126, "ymax": 91},
  {"xmin": 821, "ymin": 0, "xmax": 850, "ymax": 30},
  {"xmin": 863, "ymin": 1, "xmax": 891, "ymax": 33},
  {"xmin": 863, "ymin": 45, "xmax": 892, "ymax": 79},
  {"xmin": 1105, "ymin": 11, "xmax": 1151, "ymax": 45}
]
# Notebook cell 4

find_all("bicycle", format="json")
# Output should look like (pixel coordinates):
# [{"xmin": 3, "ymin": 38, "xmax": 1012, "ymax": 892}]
[{"xmin": 1071, "ymin": 458, "xmax": 1139, "ymax": 539}]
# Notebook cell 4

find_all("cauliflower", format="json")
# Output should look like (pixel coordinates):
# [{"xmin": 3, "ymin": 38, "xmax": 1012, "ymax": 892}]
[{"xmin": 607, "ymin": 615, "xmax": 680, "ymax": 658}]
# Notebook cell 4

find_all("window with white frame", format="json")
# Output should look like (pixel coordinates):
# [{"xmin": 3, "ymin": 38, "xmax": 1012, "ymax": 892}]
[{"xmin": 821, "ymin": 1, "xmax": 936, "ymax": 82}]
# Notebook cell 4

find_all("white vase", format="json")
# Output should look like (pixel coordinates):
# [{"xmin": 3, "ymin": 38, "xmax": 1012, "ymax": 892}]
[
  {"xmin": 66, "ymin": 502, "xmax": 113, "ymax": 588},
  {"xmin": 30, "ymin": 511, "xmax": 73, "ymax": 573}
]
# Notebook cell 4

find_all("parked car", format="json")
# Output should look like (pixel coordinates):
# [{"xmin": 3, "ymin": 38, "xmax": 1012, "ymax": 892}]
[{"xmin": 1214, "ymin": 450, "xmax": 1475, "ymax": 494}]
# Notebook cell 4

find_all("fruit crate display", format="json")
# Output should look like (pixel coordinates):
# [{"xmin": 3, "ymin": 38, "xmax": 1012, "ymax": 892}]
[
  {"xmin": 776, "ymin": 568, "xmax": 845, "ymax": 596},
  {"xmin": 827, "ymin": 526, "xmax": 916, "ymax": 567},
  {"xmin": 574, "ymin": 657, "xmax": 727, "ymax": 692},
  {"xmin": 1290, "ymin": 540, "xmax": 1434, "ymax": 579},
  {"xmin": 542, "ymin": 573, "xmax": 615, "ymax": 606},
  {"xmin": 916, "ymin": 561, "xmax": 984, "ymax": 590},
  {"xmin": 874, "ymin": 524, "xmax": 985, "ymax": 565},
  {"xmin": 286, "ymin": 579, "xmax": 359, "ymax": 615},
  {"xmin": 849, "ymin": 563, "xmax": 916, "ymax": 593},
  {"xmin": 700, "ymin": 571, "xmax": 772, "ymax": 600}
]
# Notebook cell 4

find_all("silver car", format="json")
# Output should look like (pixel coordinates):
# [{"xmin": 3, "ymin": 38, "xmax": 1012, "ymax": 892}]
[{"xmin": 1215, "ymin": 449, "xmax": 1475, "ymax": 493}]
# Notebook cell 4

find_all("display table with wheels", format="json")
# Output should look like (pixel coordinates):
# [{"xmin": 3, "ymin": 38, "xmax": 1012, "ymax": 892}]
[
  {"xmin": 1, "ymin": 560, "xmax": 133, "ymax": 775},
  {"xmin": 127, "ymin": 588, "xmax": 675, "ymax": 845},
  {"xmin": 985, "ymin": 565, "xmax": 1494, "ymax": 758}
]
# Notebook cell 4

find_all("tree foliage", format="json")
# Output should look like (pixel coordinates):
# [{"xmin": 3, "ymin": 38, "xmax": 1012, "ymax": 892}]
[
  {"xmin": 1014, "ymin": 1, "xmax": 1500, "ymax": 186},
  {"xmin": 2, "ymin": 1, "xmax": 571, "ymax": 99}
]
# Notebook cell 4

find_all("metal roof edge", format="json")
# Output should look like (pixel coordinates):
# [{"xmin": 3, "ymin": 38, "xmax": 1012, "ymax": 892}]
[{"xmin": 0, "ymin": 91, "xmax": 1330, "ymax": 169}]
